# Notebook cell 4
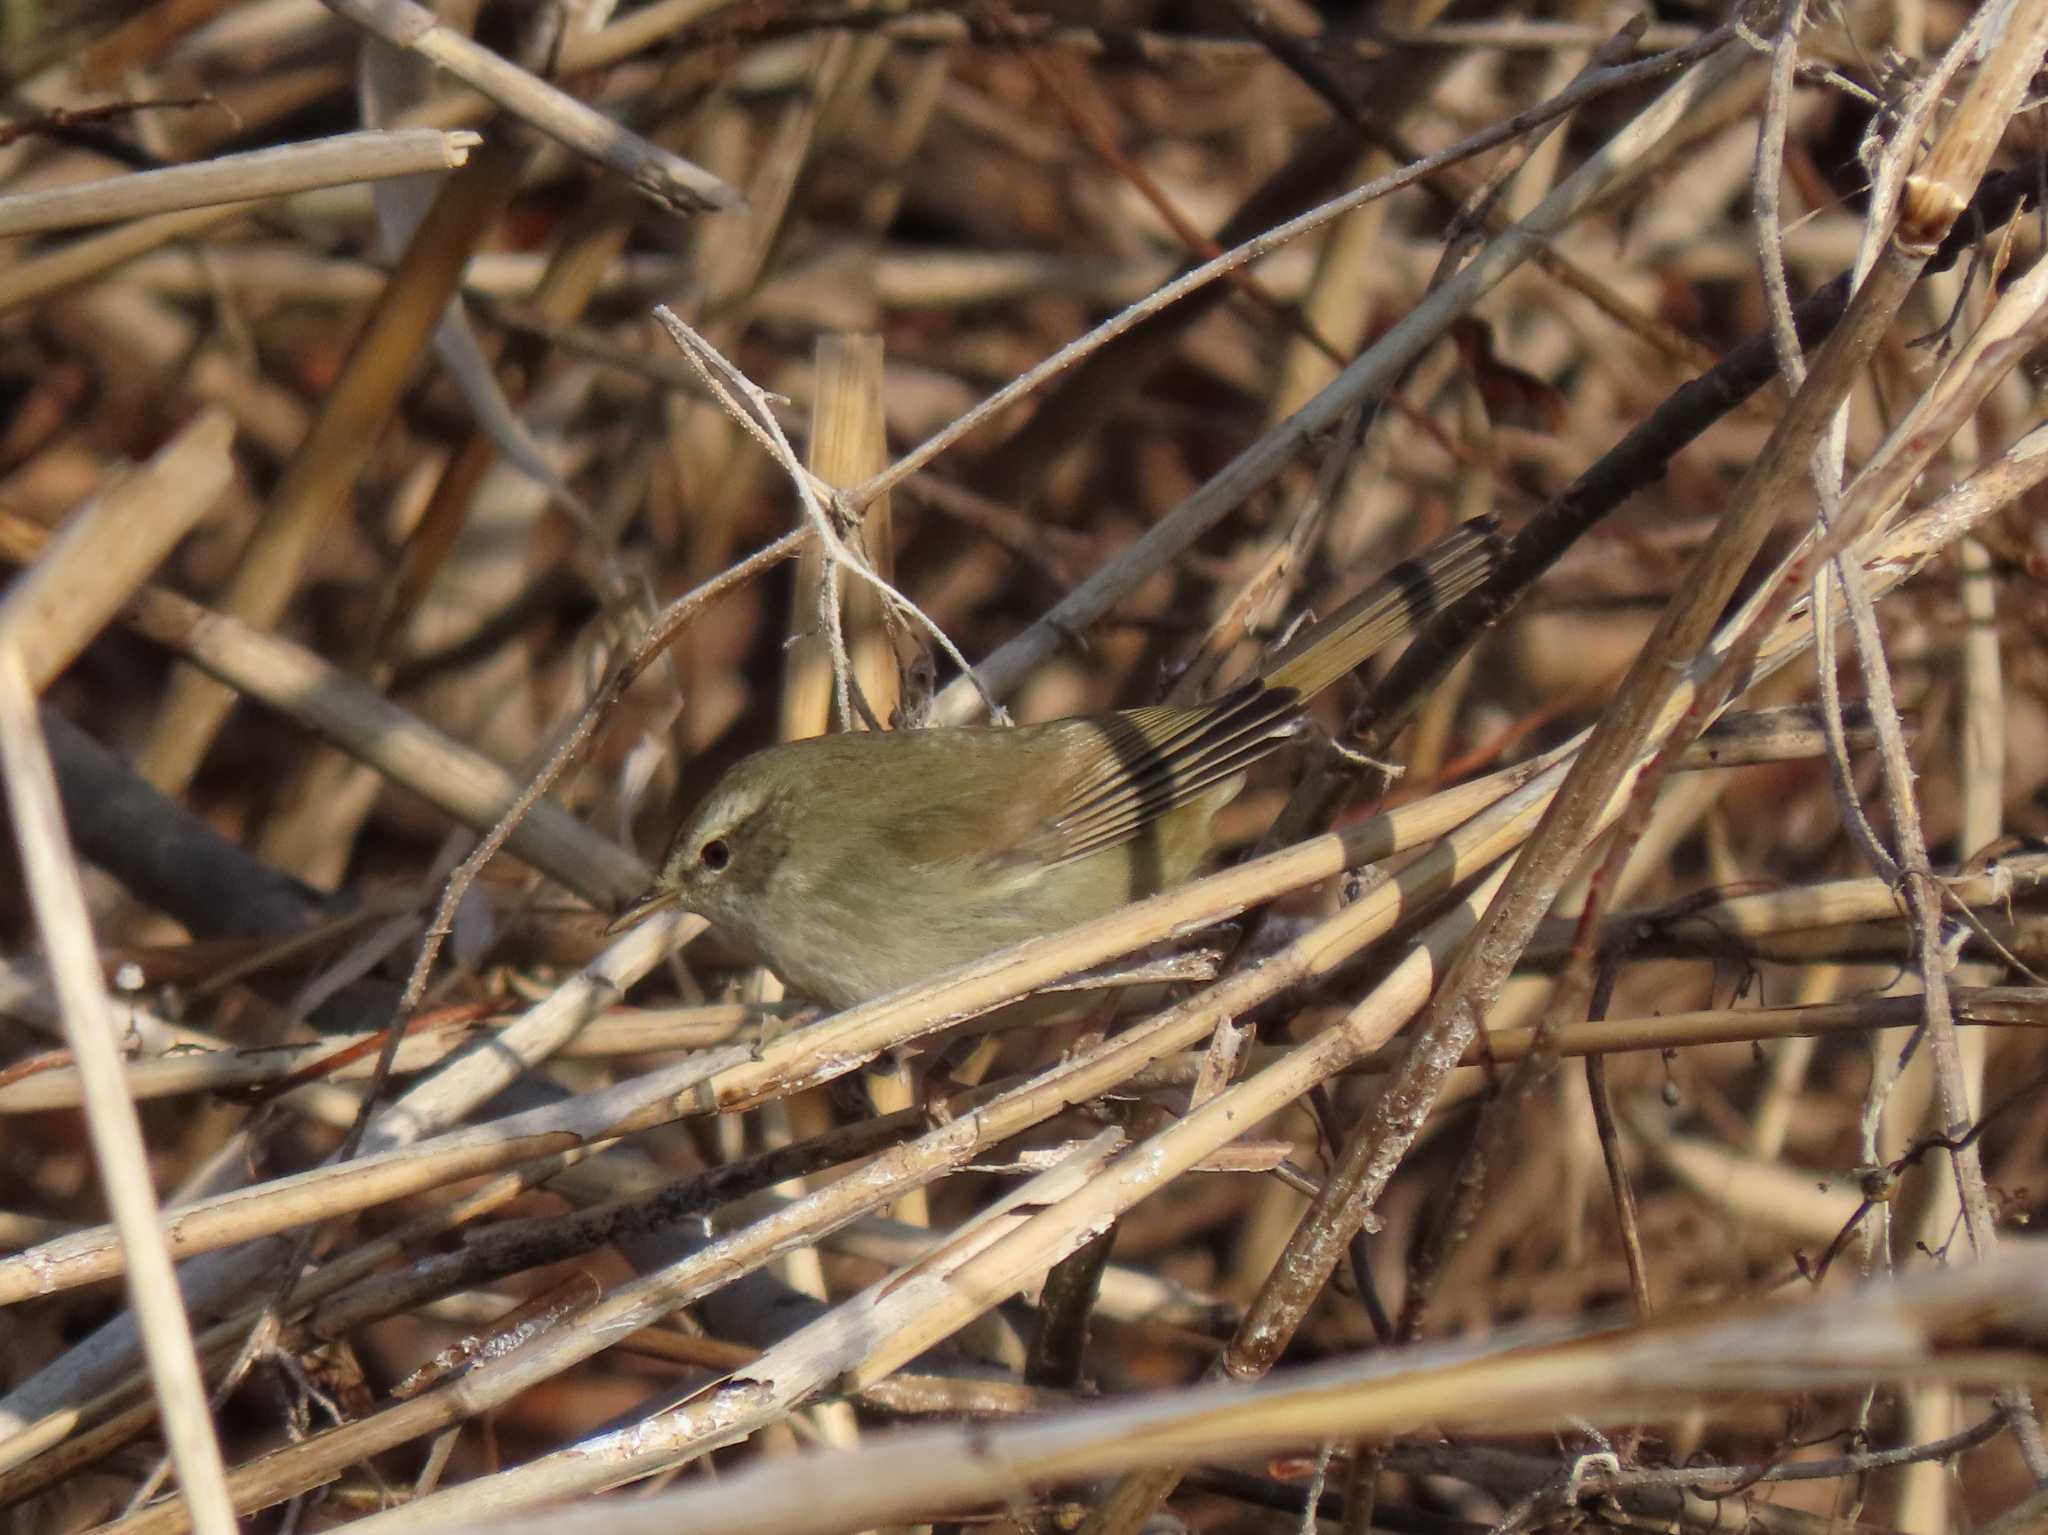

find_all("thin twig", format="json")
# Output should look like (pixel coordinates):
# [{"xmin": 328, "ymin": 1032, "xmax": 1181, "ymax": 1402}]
[
  {"xmin": 0, "ymin": 655, "xmax": 238, "ymax": 1535},
  {"xmin": 653, "ymin": 308, "xmax": 999, "ymax": 721},
  {"xmin": 884, "ymin": 29, "xmax": 1741, "ymax": 721},
  {"xmin": 0, "ymin": 129, "xmax": 480, "ymax": 237},
  {"xmin": 318, "ymin": 0, "xmax": 739, "ymax": 211}
]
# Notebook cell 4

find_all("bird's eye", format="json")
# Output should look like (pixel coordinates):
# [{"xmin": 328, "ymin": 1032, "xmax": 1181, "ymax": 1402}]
[{"xmin": 698, "ymin": 839, "xmax": 731, "ymax": 873}]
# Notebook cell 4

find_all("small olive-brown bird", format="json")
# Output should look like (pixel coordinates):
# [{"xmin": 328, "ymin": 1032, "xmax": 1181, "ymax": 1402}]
[{"xmin": 613, "ymin": 520, "xmax": 1504, "ymax": 1007}]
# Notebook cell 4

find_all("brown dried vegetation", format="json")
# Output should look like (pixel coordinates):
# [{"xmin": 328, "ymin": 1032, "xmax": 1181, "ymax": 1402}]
[{"xmin": 0, "ymin": 2, "xmax": 2046, "ymax": 1533}]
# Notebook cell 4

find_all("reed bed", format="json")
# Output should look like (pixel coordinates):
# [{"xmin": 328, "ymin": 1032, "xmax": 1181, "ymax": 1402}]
[{"xmin": 0, "ymin": 2, "xmax": 2044, "ymax": 1533}]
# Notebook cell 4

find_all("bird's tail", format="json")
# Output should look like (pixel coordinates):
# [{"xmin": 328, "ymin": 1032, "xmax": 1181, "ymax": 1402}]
[{"xmin": 1256, "ymin": 516, "xmax": 1508, "ymax": 701}]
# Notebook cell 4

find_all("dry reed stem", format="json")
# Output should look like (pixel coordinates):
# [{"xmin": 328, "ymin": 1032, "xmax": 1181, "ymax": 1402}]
[
  {"xmin": 40, "ymin": 560, "xmax": 1971, "ymax": 1519},
  {"xmin": 653, "ymin": 310, "xmax": 985, "ymax": 706},
  {"xmin": 24, "ymin": 736, "xmax": 1570, "ymax": 1526},
  {"xmin": 239, "ymin": 863, "xmax": 1520, "ymax": 1534},
  {"xmin": 1514, "ymin": 855, "xmax": 2048, "ymax": 962},
  {"xmin": 0, "ymin": 902, "xmax": 688, "ymax": 1455},
  {"xmin": 316, "ymin": 0, "xmax": 738, "ymax": 212},
  {"xmin": 1083, "ymin": 328, "xmax": 2048, "ymax": 1522},
  {"xmin": 785, "ymin": 333, "xmax": 895, "ymax": 737},
  {"xmin": 137, "ymin": 139, "xmax": 529, "ymax": 796},
  {"xmin": 1847, "ymin": 1, "xmax": 2048, "ymax": 1476},
  {"xmin": 1364, "ymin": 13, "xmax": 2026, "ymax": 1422},
  {"xmin": 1901, "ymin": 528, "xmax": 2013, "ymax": 1521},
  {"xmin": 0, "ymin": 545, "xmax": 648, "ymax": 906},
  {"xmin": 0, "ymin": 757, "xmax": 1531, "ymax": 1309},
  {"xmin": 450, "ymin": 1257, "xmax": 2048, "ymax": 1535},
  {"xmin": 0, "ymin": 129, "xmax": 480, "ymax": 238},
  {"xmin": 0, "ymin": 202, "xmax": 255, "ymax": 314},
  {"xmin": 925, "ymin": 37, "xmax": 1749, "ymax": 721},
  {"xmin": 8, "ymin": 6, "xmax": 2048, "ymax": 1531},
  {"xmin": 1120, "ymin": 989, "xmax": 2048, "ymax": 1100},
  {"xmin": 19, "ymin": 427, "xmax": 2048, "ymax": 1506},
  {"xmin": 0, "ymin": 410, "xmax": 234, "ymax": 690},
  {"xmin": 0, "ymin": 656, "xmax": 236, "ymax": 1535},
  {"xmin": 0, "ymin": 1004, "xmax": 772, "ymax": 1114},
  {"xmin": 561, "ymin": 9, "xmax": 1706, "ymax": 76}
]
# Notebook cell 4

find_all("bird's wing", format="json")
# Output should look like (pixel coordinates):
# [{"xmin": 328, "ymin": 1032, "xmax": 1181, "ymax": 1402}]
[
  {"xmin": 1257, "ymin": 515, "xmax": 1504, "ymax": 697},
  {"xmin": 1015, "ymin": 518, "xmax": 1508, "ymax": 869},
  {"xmin": 1015, "ymin": 681, "xmax": 1303, "ymax": 869}
]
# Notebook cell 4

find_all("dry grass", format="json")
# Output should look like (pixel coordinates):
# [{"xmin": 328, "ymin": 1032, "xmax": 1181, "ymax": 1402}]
[{"xmin": 0, "ymin": 2, "xmax": 2046, "ymax": 1534}]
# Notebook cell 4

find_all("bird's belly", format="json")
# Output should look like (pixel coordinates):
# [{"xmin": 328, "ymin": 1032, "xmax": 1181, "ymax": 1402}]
[
  {"xmin": 751, "ymin": 784, "xmax": 1228, "ymax": 1009},
  {"xmin": 764, "ymin": 855, "xmax": 1139, "ymax": 1008}
]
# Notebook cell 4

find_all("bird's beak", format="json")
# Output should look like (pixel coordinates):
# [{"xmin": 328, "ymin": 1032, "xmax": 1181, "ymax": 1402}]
[{"xmin": 605, "ymin": 882, "xmax": 680, "ymax": 935}]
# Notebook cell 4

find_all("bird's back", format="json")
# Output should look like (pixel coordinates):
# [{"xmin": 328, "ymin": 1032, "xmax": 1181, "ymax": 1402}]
[{"xmin": 719, "ymin": 716, "xmax": 1237, "ymax": 1006}]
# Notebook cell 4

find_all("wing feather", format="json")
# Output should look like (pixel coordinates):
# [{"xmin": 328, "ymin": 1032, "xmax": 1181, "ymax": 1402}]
[
  {"xmin": 999, "ymin": 517, "xmax": 1507, "ymax": 871},
  {"xmin": 1014, "ymin": 682, "xmax": 1301, "ymax": 868}
]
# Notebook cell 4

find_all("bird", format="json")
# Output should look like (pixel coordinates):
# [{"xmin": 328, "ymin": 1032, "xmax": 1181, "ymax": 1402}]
[{"xmin": 611, "ymin": 519, "xmax": 1505, "ymax": 1010}]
